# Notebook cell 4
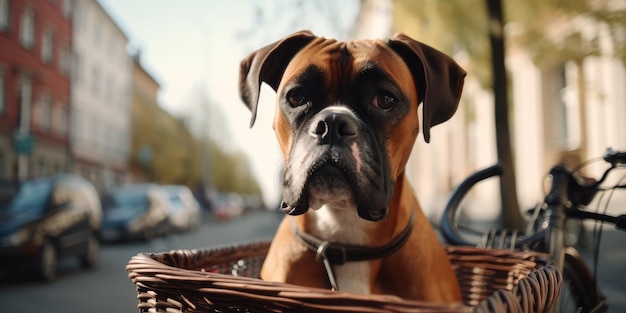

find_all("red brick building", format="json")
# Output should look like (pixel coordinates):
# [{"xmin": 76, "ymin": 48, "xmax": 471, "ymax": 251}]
[{"xmin": 0, "ymin": 0, "xmax": 72, "ymax": 179}]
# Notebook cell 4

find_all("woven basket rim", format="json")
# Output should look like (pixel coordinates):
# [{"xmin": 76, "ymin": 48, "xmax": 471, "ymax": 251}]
[{"xmin": 127, "ymin": 240, "xmax": 561, "ymax": 313}]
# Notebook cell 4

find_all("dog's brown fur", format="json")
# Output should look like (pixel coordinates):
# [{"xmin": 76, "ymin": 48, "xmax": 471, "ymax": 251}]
[{"xmin": 239, "ymin": 31, "xmax": 465, "ymax": 303}]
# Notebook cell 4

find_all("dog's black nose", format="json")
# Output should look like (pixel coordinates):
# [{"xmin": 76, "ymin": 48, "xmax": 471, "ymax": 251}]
[{"xmin": 309, "ymin": 107, "xmax": 359, "ymax": 145}]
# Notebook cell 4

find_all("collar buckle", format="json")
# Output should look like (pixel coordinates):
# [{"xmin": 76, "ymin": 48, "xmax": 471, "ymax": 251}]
[
  {"xmin": 291, "ymin": 211, "xmax": 415, "ymax": 291},
  {"xmin": 315, "ymin": 241, "xmax": 339, "ymax": 291}
]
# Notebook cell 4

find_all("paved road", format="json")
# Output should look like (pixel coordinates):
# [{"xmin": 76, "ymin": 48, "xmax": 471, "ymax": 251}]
[
  {"xmin": 579, "ymin": 227, "xmax": 626, "ymax": 313},
  {"xmin": 0, "ymin": 210, "xmax": 282, "ymax": 313},
  {"xmin": 0, "ymin": 210, "xmax": 623, "ymax": 312}
]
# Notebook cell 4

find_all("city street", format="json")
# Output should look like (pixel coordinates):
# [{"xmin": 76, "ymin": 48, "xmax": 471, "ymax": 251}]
[
  {"xmin": 579, "ymin": 227, "xmax": 626, "ymax": 313},
  {"xmin": 0, "ymin": 210, "xmax": 282, "ymax": 313},
  {"xmin": 0, "ymin": 210, "xmax": 624, "ymax": 312}
]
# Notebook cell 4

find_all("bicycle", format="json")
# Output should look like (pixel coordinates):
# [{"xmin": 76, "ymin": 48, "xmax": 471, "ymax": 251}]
[{"xmin": 441, "ymin": 148, "xmax": 626, "ymax": 313}]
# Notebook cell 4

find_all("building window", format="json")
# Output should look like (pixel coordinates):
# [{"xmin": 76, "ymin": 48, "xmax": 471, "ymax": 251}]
[
  {"xmin": 62, "ymin": 0, "xmax": 72, "ymax": 19},
  {"xmin": 97, "ymin": 119, "xmax": 105, "ymax": 148},
  {"xmin": 72, "ymin": 52, "xmax": 81, "ymax": 82},
  {"xmin": 54, "ymin": 104, "xmax": 68, "ymax": 136},
  {"xmin": 0, "ymin": 150, "xmax": 5, "ymax": 179},
  {"xmin": 73, "ymin": 2, "xmax": 83, "ymax": 31},
  {"xmin": 37, "ymin": 159, "xmax": 47, "ymax": 177},
  {"xmin": 59, "ymin": 44, "xmax": 71, "ymax": 76},
  {"xmin": 105, "ymin": 77, "xmax": 112, "ymax": 102},
  {"xmin": 53, "ymin": 162, "xmax": 61, "ymax": 175},
  {"xmin": 0, "ymin": 0, "xmax": 9, "ymax": 31},
  {"xmin": 18, "ymin": 78, "xmax": 32, "ymax": 132},
  {"xmin": 94, "ymin": 17, "xmax": 102, "ymax": 44},
  {"xmin": 0, "ymin": 70, "xmax": 5, "ymax": 114},
  {"xmin": 553, "ymin": 61, "xmax": 581, "ymax": 150},
  {"xmin": 71, "ymin": 109, "xmax": 83, "ymax": 142},
  {"xmin": 92, "ymin": 66, "xmax": 100, "ymax": 95},
  {"xmin": 40, "ymin": 94, "xmax": 52, "ymax": 131},
  {"xmin": 84, "ymin": 114, "xmax": 93, "ymax": 145},
  {"xmin": 19, "ymin": 8, "xmax": 36, "ymax": 50},
  {"xmin": 42, "ymin": 28, "xmax": 54, "ymax": 64}
]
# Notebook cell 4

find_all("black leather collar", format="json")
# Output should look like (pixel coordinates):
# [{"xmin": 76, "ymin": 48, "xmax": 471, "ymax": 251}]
[{"xmin": 292, "ymin": 211, "xmax": 414, "ymax": 266}]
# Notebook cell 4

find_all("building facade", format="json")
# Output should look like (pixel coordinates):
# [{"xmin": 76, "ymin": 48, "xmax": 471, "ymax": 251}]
[
  {"xmin": 130, "ymin": 54, "xmax": 202, "ymax": 187},
  {"xmin": 129, "ymin": 54, "xmax": 160, "ymax": 183},
  {"xmin": 508, "ymin": 11, "xmax": 626, "ymax": 210},
  {"xmin": 0, "ymin": 0, "xmax": 73, "ymax": 180},
  {"xmin": 360, "ymin": 0, "xmax": 626, "ymax": 219},
  {"xmin": 71, "ymin": 0, "xmax": 131, "ymax": 191}
]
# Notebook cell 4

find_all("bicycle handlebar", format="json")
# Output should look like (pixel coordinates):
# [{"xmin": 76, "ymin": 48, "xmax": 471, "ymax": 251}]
[
  {"xmin": 603, "ymin": 147, "xmax": 626, "ymax": 165},
  {"xmin": 441, "ymin": 148, "xmax": 626, "ymax": 248},
  {"xmin": 555, "ymin": 147, "xmax": 626, "ymax": 207},
  {"xmin": 548, "ymin": 164, "xmax": 598, "ymax": 207},
  {"xmin": 537, "ymin": 162, "xmax": 626, "ymax": 235},
  {"xmin": 441, "ymin": 164, "xmax": 503, "ymax": 246}
]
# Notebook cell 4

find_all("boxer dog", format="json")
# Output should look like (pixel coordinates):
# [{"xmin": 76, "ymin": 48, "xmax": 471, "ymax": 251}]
[{"xmin": 239, "ymin": 30, "xmax": 465, "ymax": 303}]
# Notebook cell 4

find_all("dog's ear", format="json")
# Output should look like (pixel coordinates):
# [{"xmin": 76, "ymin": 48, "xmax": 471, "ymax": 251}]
[
  {"xmin": 387, "ymin": 34, "xmax": 466, "ymax": 143},
  {"xmin": 239, "ymin": 30, "xmax": 316, "ymax": 127}
]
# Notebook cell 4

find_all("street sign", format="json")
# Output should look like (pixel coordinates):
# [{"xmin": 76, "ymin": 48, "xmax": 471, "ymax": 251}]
[{"xmin": 13, "ymin": 131, "xmax": 35, "ymax": 155}]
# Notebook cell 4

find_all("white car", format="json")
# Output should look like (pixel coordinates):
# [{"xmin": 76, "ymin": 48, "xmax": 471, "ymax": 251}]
[
  {"xmin": 162, "ymin": 185, "xmax": 201, "ymax": 232},
  {"xmin": 100, "ymin": 184, "xmax": 170, "ymax": 242}
]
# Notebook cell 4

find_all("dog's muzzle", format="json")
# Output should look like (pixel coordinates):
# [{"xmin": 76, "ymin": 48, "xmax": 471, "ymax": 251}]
[
  {"xmin": 280, "ymin": 201, "xmax": 308, "ymax": 216},
  {"xmin": 279, "ymin": 106, "xmax": 391, "ymax": 221},
  {"xmin": 309, "ymin": 107, "xmax": 360, "ymax": 146}
]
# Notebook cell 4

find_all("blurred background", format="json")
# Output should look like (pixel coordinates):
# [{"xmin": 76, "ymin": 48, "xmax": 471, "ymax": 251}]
[{"xmin": 0, "ymin": 0, "xmax": 624, "ymax": 312}]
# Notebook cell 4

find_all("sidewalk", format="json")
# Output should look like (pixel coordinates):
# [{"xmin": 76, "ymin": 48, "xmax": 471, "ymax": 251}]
[{"xmin": 579, "ymin": 228, "xmax": 626, "ymax": 313}]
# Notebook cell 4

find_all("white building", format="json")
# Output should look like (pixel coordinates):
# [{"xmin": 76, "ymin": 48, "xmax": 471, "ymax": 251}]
[
  {"xmin": 508, "ymin": 10, "xmax": 626, "ymax": 212},
  {"xmin": 71, "ymin": 0, "xmax": 132, "ymax": 191},
  {"xmin": 355, "ymin": 0, "xmax": 626, "ymax": 220}
]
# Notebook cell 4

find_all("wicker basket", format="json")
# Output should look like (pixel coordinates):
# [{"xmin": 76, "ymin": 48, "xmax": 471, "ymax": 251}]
[{"xmin": 126, "ymin": 240, "xmax": 561, "ymax": 313}]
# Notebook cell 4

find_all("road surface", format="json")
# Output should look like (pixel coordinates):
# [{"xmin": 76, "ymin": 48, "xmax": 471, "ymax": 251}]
[{"xmin": 0, "ymin": 210, "xmax": 623, "ymax": 312}]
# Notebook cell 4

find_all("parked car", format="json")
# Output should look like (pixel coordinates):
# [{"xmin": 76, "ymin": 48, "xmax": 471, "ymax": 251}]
[
  {"xmin": 0, "ymin": 174, "xmax": 102, "ymax": 281},
  {"xmin": 211, "ymin": 193, "xmax": 245, "ymax": 221},
  {"xmin": 162, "ymin": 185, "xmax": 201, "ymax": 232},
  {"xmin": 100, "ymin": 184, "xmax": 170, "ymax": 242}
]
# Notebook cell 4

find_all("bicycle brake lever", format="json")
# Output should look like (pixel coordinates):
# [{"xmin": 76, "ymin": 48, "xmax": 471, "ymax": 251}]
[{"xmin": 603, "ymin": 147, "xmax": 626, "ymax": 165}]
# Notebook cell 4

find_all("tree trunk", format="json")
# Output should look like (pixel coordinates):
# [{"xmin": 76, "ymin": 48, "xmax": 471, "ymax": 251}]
[{"xmin": 486, "ymin": 0, "xmax": 524, "ymax": 229}]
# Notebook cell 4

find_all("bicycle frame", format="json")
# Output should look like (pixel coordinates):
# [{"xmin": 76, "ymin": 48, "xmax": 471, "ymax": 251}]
[
  {"xmin": 441, "ymin": 150, "xmax": 626, "ymax": 313},
  {"xmin": 541, "ymin": 162, "xmax": 626, "ymax": 313},
  {"xmin": 543, "ymin": 165, "xmax": 574, "ymax": 313}
]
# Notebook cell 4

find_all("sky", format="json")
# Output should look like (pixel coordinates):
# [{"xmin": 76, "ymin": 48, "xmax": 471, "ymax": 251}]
[{"xmin": 97, "ymin": 0, "xmax": 361, "ymax": 207}]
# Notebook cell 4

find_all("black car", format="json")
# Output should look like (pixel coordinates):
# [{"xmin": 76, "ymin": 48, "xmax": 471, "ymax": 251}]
[
  {"xmin": 100, "ymin": 184, "xmax": 170, "ymax": 242},
  {"xmin": 0, "ymin": 174, "xmax": 102, "ymax": 281}
]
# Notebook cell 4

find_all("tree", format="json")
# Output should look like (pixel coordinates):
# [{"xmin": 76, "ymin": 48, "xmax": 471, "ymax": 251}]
[
  {"xmin": 236, "ymin": 0, "xmax": 357, "ymax": 53},
  {"xmin": 208, "ymin": 143, "xmax": 262, "ymax": 196},
  {"xmin": 131, "ymin": 102, "xmax": 202, "ymax": 187},
  {"xmin": 393, "ymin": 0, "xmax": 522, "ymax": 227},
  {"xmin": 486, "ymin": 0, "xmax": 523, "ymax": 229},
  {"xmin": 177, "ymin": 84, "xmax": 263, "ymax": 197},
  {"xmin": 393, "ymin": 0, "xmax": 626, "ymax": 85},
  {"xmin": 506, "ymin": 0, "xmax": 625, "ymax": 66},
  {"xmin": 392, "ymin": 0, "xmax": 625, "ymax": 228}
]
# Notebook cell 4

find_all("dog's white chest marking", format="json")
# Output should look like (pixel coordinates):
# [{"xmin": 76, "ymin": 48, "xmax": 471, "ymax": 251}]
[{"xmin": 309, "ymin": 205, "xmax": 372, "ymax": 294}]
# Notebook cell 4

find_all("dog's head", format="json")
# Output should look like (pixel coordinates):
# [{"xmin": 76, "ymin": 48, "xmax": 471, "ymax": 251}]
[{"xmin": 239, "ymin": 30, "xmax": 465, "ymax": 221}]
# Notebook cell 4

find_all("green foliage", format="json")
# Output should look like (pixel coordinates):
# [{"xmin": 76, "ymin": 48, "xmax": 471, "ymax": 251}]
[
  {"xmin": 130, "ymin": 93, "xmax": 203, "ymax": 188},
  {"xmin": 174, "ymin": 84, "xmax": 263, "ymax": 198},
  {"xmin": 392, "ymin": 0, "xmax": 626, "ymax": 83},
  {"xmin": 393, "ymin": 0, "xmax": 491, "ymax": 85},
  {"xmin": 207, "ymin": 140, "xmax": 262, "ymax": 196},
  {"xmin": 131, "ymin": 95, "xmax": 262, "ymax": 197}
]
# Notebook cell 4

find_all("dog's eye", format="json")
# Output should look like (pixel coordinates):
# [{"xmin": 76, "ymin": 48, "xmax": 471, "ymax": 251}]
[
  {"xmin": 287, "ymin": 88, "xmax": 307, "ymax": 107},
  {"xmin": 372, "ymin": 90, "xmax": 397, "ymax": 111}
]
